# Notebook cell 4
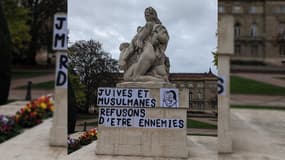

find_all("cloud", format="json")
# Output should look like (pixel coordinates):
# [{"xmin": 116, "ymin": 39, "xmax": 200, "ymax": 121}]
[{"xmin": 69, "ymin": 0, "xmax": 217, "ymax": 73}]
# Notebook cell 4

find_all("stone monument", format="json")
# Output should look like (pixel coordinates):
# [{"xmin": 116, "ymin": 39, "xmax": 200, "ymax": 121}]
[{"xmin": 95, "ymin": 7, "xmax": 188, "ymax": 158}]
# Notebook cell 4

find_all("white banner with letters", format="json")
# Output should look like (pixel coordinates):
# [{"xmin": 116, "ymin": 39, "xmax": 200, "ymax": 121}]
[
  {"xmin": 97, "ymin": 88, "xmax": 156, "ymax": 107},
  {"xmin": 99, "ymin": 108, "xmax": 185, "ymax": 129}
]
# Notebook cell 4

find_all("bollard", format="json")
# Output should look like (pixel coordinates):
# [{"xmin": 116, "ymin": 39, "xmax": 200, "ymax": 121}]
[
  {"xmin": 83, "ymin": 122, "xmax": 87, "ymax": 132},
  {"xmin": 25, "ymin": 81, "xmax": 32, "ymax": 101}
]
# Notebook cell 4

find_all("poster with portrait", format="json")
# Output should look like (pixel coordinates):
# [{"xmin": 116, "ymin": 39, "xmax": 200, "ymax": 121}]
[{"xmin": 160, "ymin": 88, "xmax": 179, "ymax": 108}]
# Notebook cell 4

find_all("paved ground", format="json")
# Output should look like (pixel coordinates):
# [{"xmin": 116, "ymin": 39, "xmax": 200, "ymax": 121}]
[
  {"xmin": 9, "ymin": 73, "xmax": 54, "ymax": 100},
  {"xmin": 0, "ymin": 101, "xmax": 28, "ymax": 115},
  {"xmin": 231, "ymin": 94, "xmax": 285, "ymax": 107},
  {"xmin": 0, "ymin": 119, "xmax": 67, "ymax": 160}
]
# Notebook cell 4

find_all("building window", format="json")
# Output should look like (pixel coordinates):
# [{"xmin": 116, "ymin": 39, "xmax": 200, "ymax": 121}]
[
  {"xmin": 281, "ymin": 6, "xmax": 285, "ymax": 13},
  {"xmin": 251, "ymin": 23, "xmax": 257, "ymax": 37},
  {"xmin": 188, "ymin": 83, "xmax": 193, "ymax": 88},
  {"xmin": 197, "ymin": 103, "xmax": 204, "ymax": 110},
  {"xmin": 249, "ymin": 6, "xmax": 257, "ymax": 13},
  {"xmin": 197, "ymin": 91, "xmax": 203, "ymax": 100},
  {"xmin": 251, "ymin": 45, "xmax": 258, "ymax": 56},
  {"xmin": 276, "ymin": 6, "xmax": 285, "ymax": 13},
  {"xmin": 218, "ymin": 5, "xmax": 225, "ymax": 13},
  {"xmin": 234, "ymin": 23, "xmax": 241, "ymax": 37},
  {"xmin": 189, "ymin": 91, "xmax": 193, "ymax": 101},
  {"xmin": 279, "ymin": 23, "xmax": 285, "ymax": 39},
  {"xmin": 235, "ymin": 44, "xmax": 241, "ymax": 55},
  {"xmin": 197, "ymin": 82, "xmax": 204, "ymax": 88},
  {"xmin": 280, "ymin": 45, "xmax": 285, "ymax": 56},
  {"xmin": 233, "ymin": 5, "xmax": 242, "ymax": 13}
]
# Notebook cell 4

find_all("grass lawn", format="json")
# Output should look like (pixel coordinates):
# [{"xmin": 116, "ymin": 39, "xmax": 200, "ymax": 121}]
[
  {"xmin": 231, "ymin": 76, "xmax": 285, "ymax": 96},
  {"xmin": 231, "ymin": 105, "xmax": 285, "ymax": 111},
  {"xmin": 187, "ymin": 119, "xmax": 217, "ymax": 129},
  {"xmin": 15, "ymin": 80, "xmax": 55, "ymax": 90},
  {"xmin": 78, "ymin": 121, "xmax": 98, "ymax": 126},
  {"xmin": 12, "ymin": 71, "xmax": 52, "ymax": 79},
  {"xmin": 77, "ymin": 114, "xmax": 98, "ymax": 120},
  {"xmin": 275, "ymin": 77, "xmax": 285, "ymax": 81}
]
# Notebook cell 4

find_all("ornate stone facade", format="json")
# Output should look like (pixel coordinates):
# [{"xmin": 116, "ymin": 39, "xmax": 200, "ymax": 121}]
[{"xmin": 218, "ymin": 0, "xmax": 285, "ymax": 66}]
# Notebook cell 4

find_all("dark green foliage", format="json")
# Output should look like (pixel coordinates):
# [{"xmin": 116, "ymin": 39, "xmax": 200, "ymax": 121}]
[
  {"xmin": 21, "ymin": 0, "xmax": 67, "ymax": 64},
  {"xmin": 2, "ymin": 0, "xmax": 31, "ymax": 63},
  {"xmin": 68, "ymin": 40, "xmax": 119, "ymax": 112}
]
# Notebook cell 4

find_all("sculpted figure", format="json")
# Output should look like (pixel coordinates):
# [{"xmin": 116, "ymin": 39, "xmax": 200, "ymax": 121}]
[{"xmin": 119, "ymin": 7, "xmax": 170, "ymax": 82}]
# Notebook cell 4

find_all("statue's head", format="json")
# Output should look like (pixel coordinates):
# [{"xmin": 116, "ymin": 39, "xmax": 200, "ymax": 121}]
[{"xmin": 144, "ymin": 7, "xmax": 161, "ymax": 24}]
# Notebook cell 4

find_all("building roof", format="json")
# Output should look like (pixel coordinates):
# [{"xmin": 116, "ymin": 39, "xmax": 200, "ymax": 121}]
[
  {"xmin": 169, "ymin": 71, "xmax": 217, "ymax": 81},
  {"xmin": 110, "ymin": 69, "xmax": 218, "ymax": 82}
]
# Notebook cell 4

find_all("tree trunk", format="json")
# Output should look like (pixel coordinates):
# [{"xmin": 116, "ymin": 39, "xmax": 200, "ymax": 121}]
[{"xmin": 0, "ymin": 2, "xmax": 12, "ymax": 105}]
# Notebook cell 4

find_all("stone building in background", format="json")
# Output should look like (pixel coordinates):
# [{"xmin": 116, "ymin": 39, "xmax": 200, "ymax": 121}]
[
  {"xmin": 111, "ymin": 70, "xmax": 218, "ymax": 114},
  {"xmin": 218, "ymin": 0, "xmax": 285, "ymax": 66}
]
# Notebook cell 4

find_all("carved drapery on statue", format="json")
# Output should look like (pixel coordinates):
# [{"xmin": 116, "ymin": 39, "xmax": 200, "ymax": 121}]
[{"xmin": 119, "ymin": 7, "xmax": 170, "ymax": 82}]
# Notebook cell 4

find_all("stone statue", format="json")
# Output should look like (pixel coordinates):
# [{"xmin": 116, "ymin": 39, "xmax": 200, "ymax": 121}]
[{"xmin": 119, "ymin": 7, "xmax": 170, "ymax": 82}]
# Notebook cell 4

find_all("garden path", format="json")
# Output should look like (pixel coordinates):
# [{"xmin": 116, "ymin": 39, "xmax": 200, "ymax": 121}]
[{"xmin": 231, "ymin": 94, "xmax": 285, "ymax": 107}]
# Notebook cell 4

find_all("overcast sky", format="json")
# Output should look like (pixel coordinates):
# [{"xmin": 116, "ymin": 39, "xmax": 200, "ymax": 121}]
[{"xmin": 68, "ymin": 0, "xmax": 217, "ymax": 73}]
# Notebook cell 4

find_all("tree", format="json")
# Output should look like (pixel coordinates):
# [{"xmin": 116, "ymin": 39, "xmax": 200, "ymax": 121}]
[
  {"xmin": 2, "ymin": 0, "xmax": 31, "ymax": 63},
  {"xmin": 69, "ymin": 40, "xmax": 119, "ymax": 111},
  {"xmin": 21, "ymin": 0, "xmax": 67, "ymax": 64},
  {"xmin": 0, "ymin": 1, "xmax": 12, "ymax": 105}
]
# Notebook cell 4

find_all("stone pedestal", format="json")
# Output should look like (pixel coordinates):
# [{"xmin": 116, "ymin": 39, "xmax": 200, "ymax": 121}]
[{"xmin": 95, "ymin": 82, "xmax": 188, "ymax": 158}]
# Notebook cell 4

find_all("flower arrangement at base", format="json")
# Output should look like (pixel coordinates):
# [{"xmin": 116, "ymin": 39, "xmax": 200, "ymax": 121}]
[
  {"xmin": 0, "ymin": 115, "xmax": 21, "ymax": 143},
  {"xmin": 68, "ymin": 128, "xmax": 98, "ymax": 154},
  {"xmin": 79, "ymin": 128, "xmax": 97, "ymax": 145},
  {"xmin": 0, "ymin": 95, "xmax": 54, "ymax": 143},
  {"xmin": 68, "ymin": 137, "xmax": 81, "ymax": 154},
  {"xmin": 15, "ymin": 95, "xmax": 54, "ymax": 128}
]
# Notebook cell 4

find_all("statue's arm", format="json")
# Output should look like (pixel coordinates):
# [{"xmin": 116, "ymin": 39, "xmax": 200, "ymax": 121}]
[
  {"xmin": 135, "ymin": 22, "xmax": 153, "ymax": 48},
  {"xmin": 152, "ymin": 26, "xmax": 169, "ymax": 46},
  {"xmin": 156, "ymin": 26, "xmax": 169, "ymax": 44}
]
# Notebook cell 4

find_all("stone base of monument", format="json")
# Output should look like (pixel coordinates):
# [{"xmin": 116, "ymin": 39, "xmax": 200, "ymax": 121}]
[{"xmin": 95, "ymin": 83, "xmax": 188, "ymax": 158}]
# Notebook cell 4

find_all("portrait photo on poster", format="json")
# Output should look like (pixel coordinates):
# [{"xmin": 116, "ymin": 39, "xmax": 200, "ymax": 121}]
[{"xmin": 160, "ymin": 88, "xmax": 179, "ymax": 108}]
